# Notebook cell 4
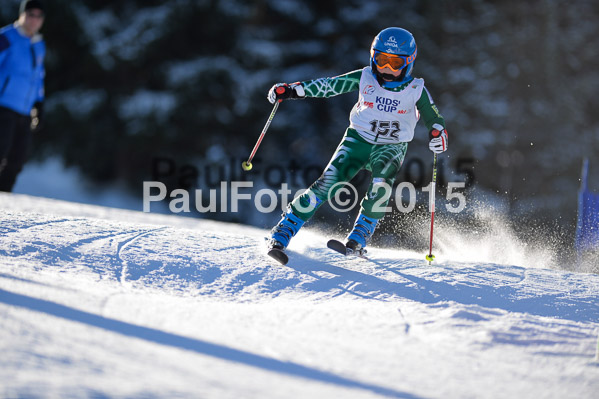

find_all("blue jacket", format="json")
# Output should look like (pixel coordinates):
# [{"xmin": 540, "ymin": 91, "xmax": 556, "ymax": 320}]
[{"xmin": 0, "ymin": 23, "xmax": 45, "ymax": 116}]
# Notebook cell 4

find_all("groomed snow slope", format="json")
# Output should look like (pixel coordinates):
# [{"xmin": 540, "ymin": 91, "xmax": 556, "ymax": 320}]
[{"xmin": 1, "ymin": 193, "xmax": 598, "ymax": 399}]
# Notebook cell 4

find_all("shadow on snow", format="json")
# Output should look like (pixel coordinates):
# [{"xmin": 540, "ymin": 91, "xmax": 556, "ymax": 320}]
[{"xmin": 0, "ymin": 288, "xmax": 425, "ymax": 399}]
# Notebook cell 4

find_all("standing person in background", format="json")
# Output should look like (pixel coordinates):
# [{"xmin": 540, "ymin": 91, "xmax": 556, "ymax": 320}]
[{"xmin": 0, "ymin": 0, "xmax": 46, "ymax": 192}]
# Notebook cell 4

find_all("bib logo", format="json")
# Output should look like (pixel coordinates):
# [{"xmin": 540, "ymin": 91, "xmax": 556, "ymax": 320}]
[
  {"xmin": 362, "ymin": 85, "xmax": 375, "ymax": 95},
  {"xmin": 375, "ymin": 96, "xmax": 400, "ymax": 112}
]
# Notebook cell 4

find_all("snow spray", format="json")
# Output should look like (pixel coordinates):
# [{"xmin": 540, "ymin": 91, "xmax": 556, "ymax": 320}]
[{"xmin": 427, "ymin": 202, "xmax": 559, "ymax": 269}]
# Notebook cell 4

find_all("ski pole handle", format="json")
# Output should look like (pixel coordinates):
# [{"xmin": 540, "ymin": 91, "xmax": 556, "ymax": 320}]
[{"xmin": 242, "ymin": 101, "xmax": 280, "ymax": 171}]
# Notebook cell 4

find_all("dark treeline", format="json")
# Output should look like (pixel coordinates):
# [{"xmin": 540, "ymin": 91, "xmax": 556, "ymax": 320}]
[{"xmin": 1, "ymin": 0, "xmax": 598, "ymax": 245}]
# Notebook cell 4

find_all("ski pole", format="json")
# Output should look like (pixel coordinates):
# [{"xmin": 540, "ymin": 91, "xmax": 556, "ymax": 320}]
[
  {"xmin": 426, "ymin": 153, "xmax": 438, "ymax": 264},
  {"xmin": 242, "ymin": 101, "xmax": 280, "ymax": 171}
]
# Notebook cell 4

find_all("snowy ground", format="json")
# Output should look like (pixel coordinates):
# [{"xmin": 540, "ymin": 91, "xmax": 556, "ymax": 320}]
[{"xmin": 1, "ymin": 192, "xmax": 598, "ymax": 399}]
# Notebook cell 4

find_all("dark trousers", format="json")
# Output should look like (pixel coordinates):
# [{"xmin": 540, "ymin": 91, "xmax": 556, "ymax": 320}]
[{"xmin": 0, "ymin": 107, "xmax": 32, "ymax": 192}]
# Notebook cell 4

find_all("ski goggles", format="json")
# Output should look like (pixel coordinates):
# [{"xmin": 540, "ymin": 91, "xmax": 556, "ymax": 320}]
[{"xmin": 371, "ymin": 49, "xmax": 416, "ymax": 71}]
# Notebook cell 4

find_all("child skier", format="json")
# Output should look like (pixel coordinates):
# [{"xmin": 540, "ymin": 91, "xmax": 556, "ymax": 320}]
[{"xmin": 266, "ymin": 27, "xmax": 448, "ymax": 259}]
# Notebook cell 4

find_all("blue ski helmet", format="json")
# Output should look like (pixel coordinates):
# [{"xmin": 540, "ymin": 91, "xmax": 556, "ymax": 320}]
[{"xmin": 370, "ymin": 27, "xmax": 417, "ymax": 88}]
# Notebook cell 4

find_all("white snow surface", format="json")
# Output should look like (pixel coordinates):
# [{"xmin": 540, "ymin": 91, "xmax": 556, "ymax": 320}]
[{"xmin": 0, "ymin": 193, "xmax": 598, "ymax": 399}]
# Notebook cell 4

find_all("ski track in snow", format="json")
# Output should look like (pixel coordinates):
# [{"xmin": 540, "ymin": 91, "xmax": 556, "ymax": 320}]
[{"xmin": 0, "ymin": 193, "xmax": 598, "ymax": 399}]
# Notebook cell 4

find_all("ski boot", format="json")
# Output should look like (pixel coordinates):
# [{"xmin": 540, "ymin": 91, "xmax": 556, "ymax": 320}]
[
  {"xmin": 267, "ymin": 208, "xmax": 305, "ymax": 265},
  {"xmin": 345, "ymin": 213, "xmax": 378, "ymax": 256}
]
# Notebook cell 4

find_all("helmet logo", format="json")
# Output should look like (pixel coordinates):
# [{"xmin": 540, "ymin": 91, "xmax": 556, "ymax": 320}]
[{"xmin": 385, "ymin": 36, "xmax": 399, "ymax": 48}]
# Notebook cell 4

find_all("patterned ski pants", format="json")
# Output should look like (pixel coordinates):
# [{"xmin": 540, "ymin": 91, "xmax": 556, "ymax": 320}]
[{"xmin": 290, "ymin": 128, "xmax": 408, "ymax": 221}]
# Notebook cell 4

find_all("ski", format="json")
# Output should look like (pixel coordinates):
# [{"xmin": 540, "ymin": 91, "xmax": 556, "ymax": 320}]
[
  {"xmin": 327, "ymin": 239, "xmax": 367, "ymax": 258},
  {"xmin": 264, "ymin": 237, "xmax": 289, "ymax": 265},
  {"xmin": 267, "ymin": 247, "xmax": 289, "ymax": 265},
  {"xmin": 327, "ymin": 239, "xmax": 348, "ymax": 255}
]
